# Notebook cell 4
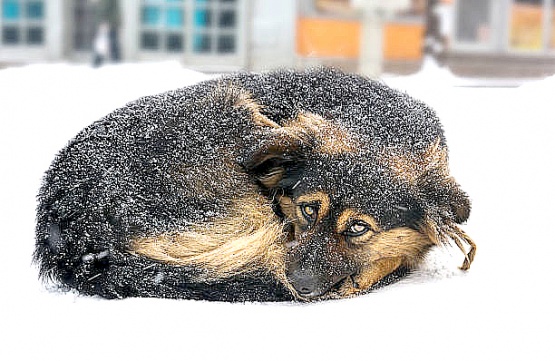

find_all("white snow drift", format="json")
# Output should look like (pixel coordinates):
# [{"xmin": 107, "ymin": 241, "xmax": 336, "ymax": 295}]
[{"xmin": 0, "ymin": 62, "xmax": 553, "ymax": 361}]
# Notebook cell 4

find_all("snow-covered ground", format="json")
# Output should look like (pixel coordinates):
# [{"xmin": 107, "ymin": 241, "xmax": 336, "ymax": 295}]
[{"xmin": 1, "ymin": 61, "xmax": 553, "ymax": 360}]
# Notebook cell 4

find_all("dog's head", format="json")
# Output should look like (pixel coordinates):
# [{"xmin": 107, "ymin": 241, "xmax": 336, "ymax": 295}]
[{"xmin": 246, "ymin": 112, "xmax": 474, "ymax": 300}]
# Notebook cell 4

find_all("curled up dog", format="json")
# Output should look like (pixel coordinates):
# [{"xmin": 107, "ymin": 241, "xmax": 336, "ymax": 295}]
[{"xmin": 34, "ymin": 68, "xmax": 476, "ymax": 301}]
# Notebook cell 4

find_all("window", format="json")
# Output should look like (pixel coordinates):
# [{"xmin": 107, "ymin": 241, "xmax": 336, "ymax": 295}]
[
  {"xmin": 508, "ymin": 0, "xmax": 555, "ymax": 51},
  {"xmin": 454, "ymin": 0, "xmax": 555, "ymax": 53},
  {"xmin": 1, "ymin": 0, "xmax": 45, "ymax": 46},
  {"xmin": 510, "ymin": 0, "xmax": 544, "ymax": 50},
  {"xmin": 139, "ymin": 0, "xmax": 239, "ymax": 55},
  {"xmin": 455, "ymin": 0, "xmax": 492, "ymax": 45},
  {"xmin": 193, "ymin": 0, "xmax": 238, "ymax": 54},
  {"xmin": 141, "ymin": 0, "xmax": 186, "ymax": 52}
]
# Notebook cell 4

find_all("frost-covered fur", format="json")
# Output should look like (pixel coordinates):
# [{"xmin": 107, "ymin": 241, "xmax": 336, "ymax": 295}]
[{"xmin": 34, "ymin": 68, "xmax": 475, "ymax": 301}]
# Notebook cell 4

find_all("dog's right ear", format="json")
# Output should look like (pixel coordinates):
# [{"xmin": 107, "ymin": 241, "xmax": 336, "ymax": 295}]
[{"xmin": 244, "ymin": 130, "xmax": 307, "ymax": 190}]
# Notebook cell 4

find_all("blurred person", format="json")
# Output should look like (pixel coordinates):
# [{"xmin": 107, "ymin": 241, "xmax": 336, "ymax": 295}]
[{"xmin": 92, "ymin": 0, "xmax": 122, "ymax": 67}]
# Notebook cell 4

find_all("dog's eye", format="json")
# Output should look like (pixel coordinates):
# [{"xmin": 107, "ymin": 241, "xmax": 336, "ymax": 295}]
[
  {"xmin": 345, "ymin": 221, "xmax": 370, "ymax": 237},
  {"xmin": 300, "ymin": 204, "xmax": 319, "ymax": 222}
]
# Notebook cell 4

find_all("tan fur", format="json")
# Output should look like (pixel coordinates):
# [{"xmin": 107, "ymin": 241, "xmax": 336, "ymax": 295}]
[
  {"xmin": 276, "ymin": 192, "xmax": 331, "ymax": 223},
  {"xmin": 250, "ymin": 112, "xmax": 361, "ymax": 156},
  {"xmin": 244, "ymin": 110, "xmax": 359, "ymax": 195},
  {"xmin": 359, "ymin": 227, "xmax": 435, "ymax": 264},
  {"xmin": 277, "ymin": 192, "xmax": 331, "ymax": 247},
  {"xmin": 338, "ymin": 257, "xmax": 404, "ymax": 297},
  {"xmin": 258, "ymin": 168, "xmax": 285, "ymax": 189},
  {"xmin": 336, "ymin": 208, "xmax": 380, "ymax": 243},
  {"xmin": 277, "ymin": 195, "xmax": 297, "ymax": 221},
  {"xmin": 337, "ymin": 227, "xmax": 435, "ymax": 297},
  {"xmin": 225, "ymin": 86, "xmax": 358, "ymax": 156},
  {"xmin": 283, "ymin": 112, "xmax": 360, "ymax": 155},
  {"xmin": 210, "ymin": 83, "xmax": 280, "ymax": 130},
  {"xmin": 233, "ymin": 90, "xmax": 281, "ymax": 129},
  {"xmin": 295, "ymin": 191, "xmax": 331, "ymax": 223},
  {"xmin": 129, "ymin": 194, "xmax": 288, "ymax": 283},
  {"xmin": 382, "ymin": 137, "xmax": 449, "ymax": 184}
]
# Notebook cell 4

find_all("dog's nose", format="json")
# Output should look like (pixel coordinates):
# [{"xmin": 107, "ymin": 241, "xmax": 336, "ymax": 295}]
[{"xmin": 287, "ymin": 270, "xmax": 322, "ymax": 297}]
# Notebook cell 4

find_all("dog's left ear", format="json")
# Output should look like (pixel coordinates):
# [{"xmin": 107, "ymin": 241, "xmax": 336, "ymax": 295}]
[
  {"xmin": 412, "ymin": 139, "xmax": 476, "ymax": 269},
  {"xmin": 226, "ymin": 88, "xmax": 308, "ymax": 190},
  {"xmin": 409, "ymin": 138, "xmax": 470, "ymax": 224},
  {"xmin": 417, "ymin": 169, "xmax": 476, "ymax": 270},
  {"xmin": 244, "ymin": 129, "xmax": 307, "ymax": 190},
  {"xmin": 418, "ymin": 170, "xmax": 471, "ymax": 224}
]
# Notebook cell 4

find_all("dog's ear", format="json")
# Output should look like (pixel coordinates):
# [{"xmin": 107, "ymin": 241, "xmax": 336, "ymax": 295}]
[
  {"xmin": 417, "ymin": 170, "xmax": 475, "ymax": 270},
  {"xmin": 382, "ymin": 138, "xmax": 470, "ymax": 224},
  {"xmin": 407, "ymin": 139, "xmax": 476, "ymax": 270},
  {"xmin": 244, "ymin": 130, "xmax": 307, "ymax": 190},
  {"xmin": 417, "ymin": 170, "xmax": 471, "ymax": 224},
  {"xmin": 244, "ymin": 111, "xmax": 356, "ymax": 190},
  {"xmin": 445, "ymin": 179, "xmax": 471, "ymax": 224}
]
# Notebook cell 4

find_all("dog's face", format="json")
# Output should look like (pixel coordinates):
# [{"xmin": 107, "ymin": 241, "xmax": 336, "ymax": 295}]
[
  {"xmin": 273, "ymin": 154, "xmax": 428, "ymax": 299},
  {"xmin": 246, "ymin": 112, "xmax": 472, "ymax": 300}
]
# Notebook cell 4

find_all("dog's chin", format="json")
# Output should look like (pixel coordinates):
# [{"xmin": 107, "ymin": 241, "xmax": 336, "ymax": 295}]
[{"xmin": 324, "ymin": 274, "xmax": 360, "ymax": 300}]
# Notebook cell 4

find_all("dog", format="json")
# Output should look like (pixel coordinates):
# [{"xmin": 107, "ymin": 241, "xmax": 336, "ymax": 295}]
[{"xmin": 34, "ymin": 68, "xmax": 476, "ymax": 301}]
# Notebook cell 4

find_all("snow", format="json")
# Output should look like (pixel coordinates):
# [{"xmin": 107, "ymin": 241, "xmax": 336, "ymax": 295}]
[{"xmin": 1, "ymin": 61, "xmax": 554, "ymax": 360}]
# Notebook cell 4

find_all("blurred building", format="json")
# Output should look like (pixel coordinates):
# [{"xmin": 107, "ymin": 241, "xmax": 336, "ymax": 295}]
[
  {"xmin": 445, "ymin": 0, "xmax": 555, "ymax": 77},
  {"xmin": 0, "ymin": 0, "xmax": 554, "ymax": 77}
]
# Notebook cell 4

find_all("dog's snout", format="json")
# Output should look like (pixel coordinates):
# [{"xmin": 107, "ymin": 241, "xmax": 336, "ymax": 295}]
[
  {"xmin": 287, "ymin": 269, "xmax": 324, "ymax": 297},
  {"xmin": 285, "ymin": 237, "xmax": 358, "ymax": 299}
]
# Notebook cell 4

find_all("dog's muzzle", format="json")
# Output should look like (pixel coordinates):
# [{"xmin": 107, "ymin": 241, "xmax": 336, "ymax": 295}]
[{"xmin": 286, "ymin": 268, "xmax": 351, "ymax": 299}]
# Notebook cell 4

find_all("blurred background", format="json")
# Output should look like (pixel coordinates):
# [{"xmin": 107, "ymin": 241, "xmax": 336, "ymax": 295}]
[{"xmin": 1, "ymin": 0, "xmax": 554, "ymax": 79}]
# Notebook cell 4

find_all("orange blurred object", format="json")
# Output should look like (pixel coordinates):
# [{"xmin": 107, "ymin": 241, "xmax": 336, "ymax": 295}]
[
  {"xmin": 383, "ymin": 22, "xmax": 424, "ymax": 60},
  {"xmin": 296, "ymin": 17, "xmax": 361, "ymax": 58},
  {"xmin": 296, "ymin": 17, "xmax": 424, "ymax": 61}
]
